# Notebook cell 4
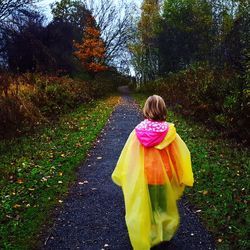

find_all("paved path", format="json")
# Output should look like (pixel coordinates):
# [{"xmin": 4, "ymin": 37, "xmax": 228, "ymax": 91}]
[{"xmin": 40, "ymin": 90, "xmax": 215, "ymax": 250}]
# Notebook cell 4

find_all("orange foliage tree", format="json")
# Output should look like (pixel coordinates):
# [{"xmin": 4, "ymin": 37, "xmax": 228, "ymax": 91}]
[{"xmin": 74, "ymin": 14, "xmax": 108, "ymax": 75}]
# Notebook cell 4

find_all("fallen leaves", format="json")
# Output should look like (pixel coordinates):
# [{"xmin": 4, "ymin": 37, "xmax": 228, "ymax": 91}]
[
  {"xmin": 198, "ymin": 190, "xmax": 209, "ymax": 195},
  {"xmin": 16, "ymin": 179, "xmax": 24, "ymax": 184},
  {"xmin": 203, "ymin": 190, "xmax": 208, "ymax": 195},
  {"xmin": 101, "ymin": 243, "xmax": 110, "ymax": 250},
  {"xmin": 13, "ymin": 204, "xmax": 21, "ymax": 208},
  {"xmin": 75, "ymin": 142, "xmax": 82, "ymax": 147},
  {"xmin": 78, "ymin": 180, "xmax": 89, "ymax": 185},
  {"xmin": 195, "ymin": 209, "xmax": 202, "ymax": 213},
  {"xmin": 41, "ymin": 177, "xmax": 48, "ymax": 182}
]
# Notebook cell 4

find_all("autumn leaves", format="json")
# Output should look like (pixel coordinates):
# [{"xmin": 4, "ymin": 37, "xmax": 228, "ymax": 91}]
[{"xmin": 74, "ymin": 14, "xmax": 108, "ymax": 75}]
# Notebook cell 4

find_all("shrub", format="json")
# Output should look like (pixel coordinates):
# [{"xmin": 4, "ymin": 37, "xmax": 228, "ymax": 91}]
[
  {"xmin": 137, "ymin": 63, "xmax": 249, "ymax": 143},
  {"xmin": 0, "ymin": 72, "xmax": 117, "ymax": 138}
]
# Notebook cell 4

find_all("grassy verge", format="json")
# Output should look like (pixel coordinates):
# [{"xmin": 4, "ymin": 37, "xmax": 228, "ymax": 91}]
[
  {"xmin": 0, "ymin": 95, "xmax": 120, "ymax": 249},
  {"xmin": 133, "ymin": 93, "xmax": 249, "ymax": 250}
]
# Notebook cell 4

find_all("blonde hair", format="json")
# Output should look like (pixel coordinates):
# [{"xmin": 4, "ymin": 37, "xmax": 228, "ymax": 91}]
[{"xmin": 143, "ymin": 95, "xmax": 167, "ymax": 121}]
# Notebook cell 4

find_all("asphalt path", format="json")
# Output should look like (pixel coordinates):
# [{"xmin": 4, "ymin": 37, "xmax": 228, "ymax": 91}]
[{"xmin": 40, "ymin": 88, "xmax": 215, "ymax": 250}]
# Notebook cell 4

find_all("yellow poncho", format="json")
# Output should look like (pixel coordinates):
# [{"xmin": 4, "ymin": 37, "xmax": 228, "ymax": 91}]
[{"xmin": 112, "ymin": 123, "xmax": 194, "ymax": 250}]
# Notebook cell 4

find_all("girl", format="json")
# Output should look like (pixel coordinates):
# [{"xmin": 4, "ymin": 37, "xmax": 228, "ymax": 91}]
[{"xmin": 112, "ymin": 95, "xmax": 194, "ymax": 250}]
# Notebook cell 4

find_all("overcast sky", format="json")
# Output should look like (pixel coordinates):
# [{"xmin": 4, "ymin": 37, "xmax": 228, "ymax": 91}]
[{"xmin": 37, "ymin": 0, "xmax": 142, "ymax": 22}]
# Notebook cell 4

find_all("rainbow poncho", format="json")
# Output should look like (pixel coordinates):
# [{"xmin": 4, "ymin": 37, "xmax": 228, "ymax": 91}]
[{"xmin": 112, "ymin": 120, "xmax": 194, "ymax": 250}]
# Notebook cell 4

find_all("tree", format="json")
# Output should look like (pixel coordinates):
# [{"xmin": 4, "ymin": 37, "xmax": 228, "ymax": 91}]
[
  {"xmin": 139, "ymin": 0, "xmax": 161, "ymax": 80},
  {"xmin": 0, "ymin": 0, "xmax": 39, "ymax": 67},
  {"xmin": 130, "ymin": 0, "xmax": 161, "ymax": 83},
  {"xmin": 51, "ymin": 0, "xmax": 89, "ymax": 37},
  {"xmin": 0, "ymin": 0, "xmax": 36, "ymax": 24},
  {"xmin": 49, "ymin": 0, "xmax": 93, "ymax": 73},
  {"xmin": 4, "ymin": 10, "xmax": 55, "ymax": 72},
  {"xmin": 84, "ymin": 0, "xmax": 134, "ymax": 72},
  {"xmin": 158, "ymin": 0, "xmax": 214, "ymax": 73},
  {"xmin": 46, "ymin": 20, "xmax": 77, "ymax": 72},
  {"xmin": 73, "ymin": 14, "xmax": 108, "ymax": 75}
]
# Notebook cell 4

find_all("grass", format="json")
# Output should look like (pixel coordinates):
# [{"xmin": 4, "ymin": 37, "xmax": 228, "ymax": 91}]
[
  {"xmin": 133, "ymin": 93, "xmax": 250, "ymax": 250},
  {"xmin": 0, "ymin": 95, "xmax": 120, "ymax": 249}
]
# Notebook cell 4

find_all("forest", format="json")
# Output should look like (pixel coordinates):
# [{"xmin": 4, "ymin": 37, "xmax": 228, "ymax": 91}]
[{"xmin": 0, "ymin": 0, "xmax": 249, "ymax": 249}]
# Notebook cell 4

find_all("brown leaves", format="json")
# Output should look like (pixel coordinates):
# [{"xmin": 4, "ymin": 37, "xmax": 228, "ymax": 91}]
[
  {"xmin": 16, "ymin": 179, "xmax": 24, "ymax": 184},
  {"xmin": 203, "ymin": 190, "xmax": 208, "ymax": 195},
  {"xmin": 198, "ymin": 190, "xmax": 209, "ymax": 195},
  {"xmin": 13, "ymin": 204, "xmax": 21, "ymax": 208}
]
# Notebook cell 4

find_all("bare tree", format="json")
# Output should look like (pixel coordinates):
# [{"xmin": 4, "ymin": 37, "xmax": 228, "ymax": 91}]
[
  {"xmin": 0, "ymin": 0, "xmax": 38, "ymax": 23},
  {"xmin": 84, "ymin": 0, "xmax": 137, "ymax": 73},
  {"xmin": 0, "ymin": 1, "xmax": 41, "ymax": 68}
]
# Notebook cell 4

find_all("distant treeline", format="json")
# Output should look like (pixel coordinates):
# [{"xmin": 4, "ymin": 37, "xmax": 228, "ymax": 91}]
[{"xmin": 131, "ymin": 0, "xmax": 249, "ymax": 143}]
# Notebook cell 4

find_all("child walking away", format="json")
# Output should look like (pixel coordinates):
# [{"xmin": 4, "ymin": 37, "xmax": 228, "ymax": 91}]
[{"xmin": 112, "ymin": 95, "xmax": 194, "ymax": 250}]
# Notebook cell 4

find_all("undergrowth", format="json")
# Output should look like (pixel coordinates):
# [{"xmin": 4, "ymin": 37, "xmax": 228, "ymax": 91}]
[
  {"xmin": 133, "ymin": 93, "xmax": 249, "ymax": 250},
  {"xmin": 0, "ymin": 71, "xmax": 123, "ymax": 139}
]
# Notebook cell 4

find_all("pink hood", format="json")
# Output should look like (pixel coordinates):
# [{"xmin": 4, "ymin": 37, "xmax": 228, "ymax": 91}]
[{"xmin": 135, "ymin": 119, "xmax": 169, "ymax": 147}]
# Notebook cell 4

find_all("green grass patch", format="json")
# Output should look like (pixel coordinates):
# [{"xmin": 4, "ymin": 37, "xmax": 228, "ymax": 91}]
[
  {"xmin": 133, "ymin": 93, "xmax": 249, "ymax": 250},
  {"xmin": 0, "ymin": 95, "xmax": 120, "ymax": 249}
]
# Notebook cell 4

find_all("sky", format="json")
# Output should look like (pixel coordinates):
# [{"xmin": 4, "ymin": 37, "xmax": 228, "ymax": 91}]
[
  {"xmin": 36, "ymin": 0, "xmax": 54, "ymax": 21},
  {"xmin": 37, "ymin": 0, "xmax": 142, "ymax": 22}
]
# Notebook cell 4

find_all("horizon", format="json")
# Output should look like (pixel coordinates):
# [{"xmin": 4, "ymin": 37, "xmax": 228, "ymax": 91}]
[{"xmin": 37, "ymin": 0, "xmax": 142, "ymax": 23}]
